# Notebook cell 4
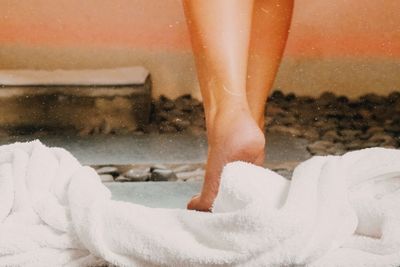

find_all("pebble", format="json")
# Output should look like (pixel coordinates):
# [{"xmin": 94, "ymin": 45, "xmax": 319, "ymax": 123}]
[
  {"xmin": 301, "ymin": 128, "xmax": 320, "ymax": 141},
  {"xmin": 150, "ymin": 164, "xmax": 168, "ymax": 171},
  {"xmin": 96, "ymin": 166, "xmax": 119, "ymax": 179},
  {"xmin": 96, "ymin": 166, "xmax": 118, "ymax": 174},
  {"xmin": 115, "ymin": 175, "xmax": 131, "ymax": 182},
  {"xmin": 368, "ymin": 133, "xmax": 397, "ymax": 147},
  {"xmin": 161, "ymin": 99, "xmax": 175, "ymax": 111},
  {"xmin": 171, "ymin": 117, "xmax": 191, "ymax": 131},
  {"xmin": 314, "ymin": 120, "xmax": 337, "ymax": 132},
  {"xmin": 326, "ymin": 143, "xmax": 347, "ymax": 155},
  {"xmin": 366, "ymin": 126, "xmax": 385, "ymax": 135},
  {"xmin": 321, "ymin": 130, "xmax": 341, "ymax": 142},
  {"xmin": 340, "ymin": 129, "xmax": 361, "ymax": 138},
  {"xmin": 346, "ymin": 140, "xmax": 366, "ymax": 151},
  {"xmin": 99, "ymin": 174, "xmax": 114, "ymax": 182},
  {"xmin": 123, "ymin": 168, "xmax": 151, "ymax": 182},
  {"xmin": 275, "ymin": 115, "xmax": 297, "ymax": 126},
  {"xmin": 358, "ymin": 108, "xmax": 372, "ymax": 119},
  {"xmin": 150, "ymin": 169, "xmax": 178, "ymax": 181},
  {"xmin": 316, "ymin": 92, "xmax": 337, "ymax": 106},
  {"xmin": 268, "ymin": 90, "xmax": 285, "ymax": 101}
]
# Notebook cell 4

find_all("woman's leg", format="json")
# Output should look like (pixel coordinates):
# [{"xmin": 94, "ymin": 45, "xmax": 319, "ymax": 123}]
[
  {"xmin": 183, "ymin": 0, "xmax": 265, "ymax": 211},
  {"xmin": 247, "ymin": 0, "xmax": 294, "ymax": 130}
]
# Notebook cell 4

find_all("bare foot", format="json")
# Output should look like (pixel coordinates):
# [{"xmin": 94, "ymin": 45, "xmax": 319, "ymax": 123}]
[{"xmin": 187, "ymin": 107, "xmax": 265, "ymax": 211}]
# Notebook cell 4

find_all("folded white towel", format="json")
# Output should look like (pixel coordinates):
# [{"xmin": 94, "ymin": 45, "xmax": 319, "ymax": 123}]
[{"xmin": 0, "ymin": 140, "xmax": 399, "ymax": 267}]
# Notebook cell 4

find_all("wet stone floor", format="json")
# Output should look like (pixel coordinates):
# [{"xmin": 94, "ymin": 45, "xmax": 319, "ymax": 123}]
[
  {"xmin": 93, "ymin": 91, "xmax": 400, "ymax": 183},
  {"xmin": 1, "ymin": 91, "xmax": 399, "ymax": 183}
]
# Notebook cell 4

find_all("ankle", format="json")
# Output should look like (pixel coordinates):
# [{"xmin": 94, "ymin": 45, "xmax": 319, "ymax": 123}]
[{"xmin": 215, "ymin": 101, "xmax": 250, "ymax": 119}]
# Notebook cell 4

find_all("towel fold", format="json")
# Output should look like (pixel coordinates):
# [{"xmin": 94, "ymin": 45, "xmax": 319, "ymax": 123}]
[{"xmin": 0, "ymin": 140, "xmax": 399, "ymax": 266}]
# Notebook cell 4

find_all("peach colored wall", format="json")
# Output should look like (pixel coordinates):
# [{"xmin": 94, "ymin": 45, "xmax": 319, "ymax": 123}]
[
  {"xmin": 1, "ymin": 0, "xmax": 400, "ymax": 97},
  {"xmin": 2, "ymin": 0, "xmax": 399, "ymax": 56}
]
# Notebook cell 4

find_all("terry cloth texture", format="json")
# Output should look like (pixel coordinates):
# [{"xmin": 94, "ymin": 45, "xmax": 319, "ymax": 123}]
[{"xmin": 0, "ymin": 140, "xmax": 399, "ymax": 266}]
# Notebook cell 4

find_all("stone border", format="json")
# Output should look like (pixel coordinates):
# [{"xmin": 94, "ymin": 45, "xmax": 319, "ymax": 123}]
[{"xmin": 94, "ymin": 161, "xmax": 297, "ymax": 183}]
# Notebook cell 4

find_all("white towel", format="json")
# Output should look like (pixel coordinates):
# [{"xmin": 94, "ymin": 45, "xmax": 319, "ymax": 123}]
[{"xmin": 0, "ymin": 140, "xmax": 400, "ymax": 267}]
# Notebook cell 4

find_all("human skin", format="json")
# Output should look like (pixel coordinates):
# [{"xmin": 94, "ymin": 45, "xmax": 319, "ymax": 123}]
[{"xmin": 183, "ymin": 0, "xmax": 294, "ymax": 211}]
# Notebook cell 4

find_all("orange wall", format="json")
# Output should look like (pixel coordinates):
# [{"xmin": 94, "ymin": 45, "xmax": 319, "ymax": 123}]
[{"xmin": 1, "ymin": 0, "xmax": 399, "ymax": 57}]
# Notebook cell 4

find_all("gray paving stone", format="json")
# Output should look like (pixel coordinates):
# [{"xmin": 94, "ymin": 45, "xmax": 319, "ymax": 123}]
[{"xmin": 0, "ymin": 132, "xmax": 310, "ymax": 166}]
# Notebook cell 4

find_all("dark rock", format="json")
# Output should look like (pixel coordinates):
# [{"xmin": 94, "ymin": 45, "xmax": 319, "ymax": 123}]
[
  {"xmin": 393, "ymin": 99, "xmax": 400, "ymax": 113},
  {"xmin": 358, "ymin": 109, "xmax": 372, "ymax": 119},
  {"xmin": 150, "ymin": 169, "xmax": 178, "ymax": 181},
  {"xmin": 384, "ymin": 123, "xmax": 400, "ymax": 133},
  {"xmin": 175, "ymin": 94, "xmax": 195, "ymax": 112},
  {"xmin": 360, "ymin": 93, "xmax": 386, "ymax": 105},
  {"xmin": 388, "ymin": 91, "xmax": 400, "ymax": 103},
  {"xmin": 157, "ymin": 111, "xmax": 171, "ymax": 122},
  {"xmin": 171, "ymin": 117, "xmax": 191, "ymax": 131},
  {"xmin": 296, "ymin": 96, "xmax": 315, "ymax": 104},
  {"xmin": 317, "ymin": 92, "xmax": 337, "ymax": 106},
  {"xmin": 336, "ymin": 96, "xmax": 349, "ymax": 104},
  {"xmin": 371, "ymin": 106, "xmax": 391, "ymax": 121},
  {"xmin": 269, "ymin": 90, "xmax": 285, "ymax": 102},
  {"xmin": 161, "ymin": 99, "xmax": 175, "ymax": 111},
  {"xmin": 285, "ymin": 93, "xmax": 296, "ymax": 101}
]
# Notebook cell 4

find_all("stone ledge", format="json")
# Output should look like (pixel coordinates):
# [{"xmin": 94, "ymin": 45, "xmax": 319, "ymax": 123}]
[
  {"xmin": 0, "ymin": 67, "xmax": 152, "ymax": 134},
  {"xmin": 0, "ymin": 67, "xmax": 149, "ymax": 86}
]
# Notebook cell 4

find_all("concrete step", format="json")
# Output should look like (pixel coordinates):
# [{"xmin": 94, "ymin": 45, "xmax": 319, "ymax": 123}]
[{"xmin": 0, "ymin": 67, "xmax": 152, "ymax": 134}]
